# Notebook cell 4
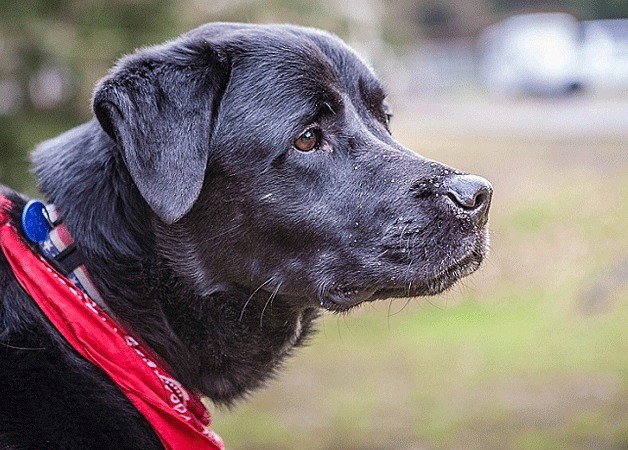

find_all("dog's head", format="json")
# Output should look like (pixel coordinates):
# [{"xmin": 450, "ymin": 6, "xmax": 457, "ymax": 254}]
[{"xmin": 93, "ymin": 23, "xmax": 492, "ymax": 313}]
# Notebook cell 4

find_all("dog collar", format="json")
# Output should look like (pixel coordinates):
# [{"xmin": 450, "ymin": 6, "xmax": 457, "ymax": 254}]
[
  {"xmin": 21, "ymin": 199, "xmax": 108, "ymax": 313},
  {"xmin": 2, "ymin": 196, "xmax": 223, "ymax": 450}
]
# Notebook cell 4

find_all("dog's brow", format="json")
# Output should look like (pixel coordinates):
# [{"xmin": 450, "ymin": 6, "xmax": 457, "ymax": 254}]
[
  {"xmin": 359, "ymin": 76, "xmax": 387, "ymax": 104},
  {"xmin": 313, "ymin": 86, "xmax": 343, "ymax": 115},
  {"xmin": 371, "ymin": 83, "xmax": 387, "ymax": 103}
]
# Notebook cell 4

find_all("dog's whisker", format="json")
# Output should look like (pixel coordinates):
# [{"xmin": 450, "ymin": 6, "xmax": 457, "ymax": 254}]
[
  {"xmin": 342, "ymin": 314, "xmax": 354, "ymax": 335},
  {"xmin": 403, "ymin": 255, "xmax": 415, "ymax": 296},
  {"xmin": 259, "ymin": 282, "xmax": 281, "ymax": 328},
  {"xmin": 335, "ymin": 315, "xmax": 343, "ymax": 341},
  {"xmin": 388, "ymin": 297, "xmax": 412, "ymax": 317},
  {"xmin": 239, "ymin": 277, "xmax": 274, "ymax": 322},
  {"xmin": 424, "ymin": 298, "xmax": 443, "ymax": 310},
  {"xmin": 323, "ymin": 101, "xmax": 336, "ymax": 115}
]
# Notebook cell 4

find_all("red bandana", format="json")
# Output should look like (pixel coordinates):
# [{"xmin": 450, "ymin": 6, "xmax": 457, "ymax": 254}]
[{"xmin": 0, "ymin": 196, "xmax": 223, "ymax": 450}]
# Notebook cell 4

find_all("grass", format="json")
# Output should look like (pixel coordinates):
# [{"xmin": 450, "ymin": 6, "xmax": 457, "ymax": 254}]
[{"xmin": 212, "ymin": 120, "xmax": 628, "ymax": 449}]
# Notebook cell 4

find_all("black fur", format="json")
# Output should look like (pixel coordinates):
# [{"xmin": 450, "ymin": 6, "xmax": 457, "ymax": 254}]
[{"xmin": 0, "ymin": 23, "xmax": 492, "ymax": 448}]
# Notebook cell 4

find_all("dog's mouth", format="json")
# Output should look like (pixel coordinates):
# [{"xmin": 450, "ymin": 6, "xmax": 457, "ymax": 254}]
[{"xmin": 320, "ymin": 249, "xmax": 484, "ymax": 312}]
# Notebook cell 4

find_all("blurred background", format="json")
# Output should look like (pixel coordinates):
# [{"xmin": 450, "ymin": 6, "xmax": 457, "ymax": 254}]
[{"xmin": 1, "ymin": 1, "xmax": 627, "ymax": 448}]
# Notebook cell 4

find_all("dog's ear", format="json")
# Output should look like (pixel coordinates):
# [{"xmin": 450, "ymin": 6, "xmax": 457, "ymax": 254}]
[{"xmin": 93, "ymin": 44, "xmax": 229, "ymax": 224}]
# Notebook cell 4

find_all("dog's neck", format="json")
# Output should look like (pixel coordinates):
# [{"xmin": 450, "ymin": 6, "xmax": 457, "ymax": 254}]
[{"xmin": 32, "ymin": 120, "xmax": 317, "ymax": 405}]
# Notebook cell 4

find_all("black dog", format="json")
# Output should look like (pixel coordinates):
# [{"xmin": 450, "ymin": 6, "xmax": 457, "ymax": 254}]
[{"xmin": 0, "ymin": 23, "xmax": 492, "ymax": 448}]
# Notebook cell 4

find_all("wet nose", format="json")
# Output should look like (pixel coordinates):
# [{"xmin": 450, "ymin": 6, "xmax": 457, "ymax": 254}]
[{"xmin": 445, "ymin": 175, "xmax": 493, "ymax": 226}]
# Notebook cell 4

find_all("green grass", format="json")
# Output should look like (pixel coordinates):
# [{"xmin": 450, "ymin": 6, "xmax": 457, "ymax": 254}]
[
  {"xmin": 212, "ymin": 130, "xmax": 628, "ymax": 449},
  {"xmin": 215, "ymin": 295, "xmax": 628, "ymax": 449}
]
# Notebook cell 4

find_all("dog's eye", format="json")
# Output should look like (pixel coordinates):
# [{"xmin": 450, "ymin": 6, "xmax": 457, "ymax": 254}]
[{"xmin": 294, "ymin": 128, "xmax": 320, "ymax": 152}]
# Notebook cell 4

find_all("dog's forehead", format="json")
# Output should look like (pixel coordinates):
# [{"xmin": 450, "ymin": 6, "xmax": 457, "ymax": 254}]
[{"xmin": 192, "ymin": 23, "xmax": 382, "ymax": 99}]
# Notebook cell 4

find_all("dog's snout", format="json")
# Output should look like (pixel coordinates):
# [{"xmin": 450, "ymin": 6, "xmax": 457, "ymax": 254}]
[{"xmin": 445, "ymin": 175, "xmax": 493, "ymax": 225}]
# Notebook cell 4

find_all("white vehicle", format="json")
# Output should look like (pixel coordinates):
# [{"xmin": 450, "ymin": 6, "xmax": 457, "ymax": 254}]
[{"xmin": 479, "ymin": 13, "xmax": 627, "ymax": 96}]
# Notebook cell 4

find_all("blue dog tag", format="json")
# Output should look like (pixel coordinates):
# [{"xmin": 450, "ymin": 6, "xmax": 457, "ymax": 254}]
[{"xmin": 21, "ymin": 200, "xmax": 52, "ymax": 243}]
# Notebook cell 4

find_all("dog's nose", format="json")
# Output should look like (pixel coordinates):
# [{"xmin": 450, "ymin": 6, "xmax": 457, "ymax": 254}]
[{"xmin": 445, "ymin": 175, "xmax": 493, "ymax": 226}]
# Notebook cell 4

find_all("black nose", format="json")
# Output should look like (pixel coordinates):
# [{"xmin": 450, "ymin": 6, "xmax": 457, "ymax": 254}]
[{"xmin": 445, "ymin": 175, "xmax": 493, "ymax": 226}]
